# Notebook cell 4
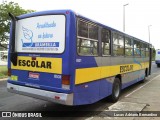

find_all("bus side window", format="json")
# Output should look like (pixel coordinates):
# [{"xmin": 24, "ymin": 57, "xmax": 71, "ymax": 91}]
[
  {"xmin": 113, "ymin": 33, "xmax": 124, "ymax": 56},
  {"xmin": 134, "ymin": 40, "xmax": 141, "ymax": 57},
  {"xmin": 101, "ymin": 28, "xmax": 110, "ymax": 55},
  {"xmin": 78, "ymin": 20, "xmax": 88, "ymax": 38},
  {"xmin": 141, "ymin": 43, "xmax": 146, "ymax": 58},
  {"xmin": 77, "ymin": 19, "xmax": 98, "ymax": 56},
  {"xmin": 125, "ymin": 37, "xmax": 133, "ymax": 56},
  {"xmin": 89, "ymin": 24, "xmax": 98, "ymax": 40}
]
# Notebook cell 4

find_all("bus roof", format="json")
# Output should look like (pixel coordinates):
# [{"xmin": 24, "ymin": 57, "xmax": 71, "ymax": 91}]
[
  {"xmin": 17, "ymin": 9, "xmax": 150, "ymax": 45},
  {"xmin": 76, "ymin": 13, "xmax": 150, "ymax": 45}
]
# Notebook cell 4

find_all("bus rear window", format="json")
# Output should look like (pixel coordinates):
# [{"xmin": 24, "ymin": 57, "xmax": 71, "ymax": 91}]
[{"xmin": 15, "ymin": 15, "xmax": 66, "ymax": 53}]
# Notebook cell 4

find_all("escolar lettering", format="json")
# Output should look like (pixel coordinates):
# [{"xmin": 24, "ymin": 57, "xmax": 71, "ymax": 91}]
[
  {"xmin": 18, "ymin": 60, "xmax": 52, "ymax": 69},
  {"xmin": 120, "ymin": 65, "xmax": 133, "ymax": 73}
]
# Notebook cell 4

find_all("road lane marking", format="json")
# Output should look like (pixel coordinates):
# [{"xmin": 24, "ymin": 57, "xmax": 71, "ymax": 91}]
[{"xmin": 125, "ymin": 74, "xmax": 160, "ymax": 97}]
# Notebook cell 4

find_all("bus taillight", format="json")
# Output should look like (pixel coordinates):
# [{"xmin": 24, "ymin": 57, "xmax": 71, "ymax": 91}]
[
  {"xmin": 62, "ymin": 75, "xmax": 70, "ymax": 89},
  {"xmin": 62, "ymin": 75, "xmax": 70, "ymax": 85}
]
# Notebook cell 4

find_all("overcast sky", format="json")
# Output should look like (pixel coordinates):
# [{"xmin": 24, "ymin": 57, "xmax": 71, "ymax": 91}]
[{"xmin": 5, "ymin": 0, "xmax": 160, "ymax": 49}]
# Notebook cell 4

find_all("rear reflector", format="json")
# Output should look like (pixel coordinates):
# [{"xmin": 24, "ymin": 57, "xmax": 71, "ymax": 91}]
[
  {"xmin": 8, "ymin": 68, "xmax": 11, "ymax": 76},
  {"xmin": 62, "ymin": 75, "xmax": 70, "ymax": 85},
  {"xmin": 55, "ymin": 96, "xmax": 60, "ymax": 100}
]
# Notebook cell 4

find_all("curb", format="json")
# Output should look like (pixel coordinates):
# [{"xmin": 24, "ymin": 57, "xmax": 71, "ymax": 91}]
[{"xmin": 0, "ymin": 78, "xmax": 7, "ymax": 81}]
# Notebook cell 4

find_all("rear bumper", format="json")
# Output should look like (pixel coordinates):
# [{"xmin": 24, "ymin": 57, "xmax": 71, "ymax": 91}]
[{"xmin": 7, "ymin": 83, "xmax": 73, "ymax": 105}]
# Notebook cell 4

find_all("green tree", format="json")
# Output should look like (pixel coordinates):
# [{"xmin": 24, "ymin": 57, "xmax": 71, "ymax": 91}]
[{"xmin": 0, "ymin": 1, "xmax": 35, "ymax": 49}]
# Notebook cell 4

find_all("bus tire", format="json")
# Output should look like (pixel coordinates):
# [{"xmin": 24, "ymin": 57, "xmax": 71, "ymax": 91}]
[
  {"xmin": 111, "ymin": 78, "xmax": 121, "ymax": 102},
  {"xmin": 157, "ymin": 64, "xmax": 160, "ymax": 67}
]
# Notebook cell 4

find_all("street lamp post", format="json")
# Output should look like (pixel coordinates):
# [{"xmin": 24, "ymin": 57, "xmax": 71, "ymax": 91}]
[
  {"xmin": 148, "ymin": 25, "xmax": 152, "ymax": 76},
  {"xmin": 148, "ymin": 25, "xmax": 152, "ymax": 44},
  {"xmin": 123, "ymin": 3, "xmax": 129, "ymax": 32}
]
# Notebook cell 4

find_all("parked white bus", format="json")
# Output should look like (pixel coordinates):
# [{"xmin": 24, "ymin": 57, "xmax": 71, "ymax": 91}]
[{"xmin": 155, "ymin": 49, "xmax": 160, "ymax": 67}]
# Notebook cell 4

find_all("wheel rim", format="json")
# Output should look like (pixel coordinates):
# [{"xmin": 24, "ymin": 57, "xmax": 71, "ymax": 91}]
[{"xmin": 114, "ymin": 83, "xmax": 120, "ymax": 98}]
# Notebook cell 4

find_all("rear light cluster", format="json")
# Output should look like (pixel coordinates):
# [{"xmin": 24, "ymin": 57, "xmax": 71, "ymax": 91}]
[
  {"xmin": 62, "ymin": 75, "xmax": 70, "ymax": 89},
  {"xmin": 54, "ymin": 96, "xmax": 60, "ymax": 100},
  {"xmin": 62, "ymin": 75, "xmax": 70, "ymax": 85}
]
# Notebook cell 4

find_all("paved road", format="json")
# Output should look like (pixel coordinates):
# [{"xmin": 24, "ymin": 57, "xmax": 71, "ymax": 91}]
[
  {"xmin": 0, "ymin": 62, "xmax": 160, "ymax": 120},
  {"xmin": 151, "ymin": 61, "xmax": 158, "ymax": 73}
]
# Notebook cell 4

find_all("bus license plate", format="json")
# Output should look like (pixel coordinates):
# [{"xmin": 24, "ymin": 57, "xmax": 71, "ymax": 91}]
[{"xmin": 29, "ymin": 72, "xmax": 39, "ymax": 79}]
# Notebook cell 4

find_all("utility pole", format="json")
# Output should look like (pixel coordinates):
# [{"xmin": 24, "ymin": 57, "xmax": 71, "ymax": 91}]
[
  {"xmin": 123, "ymin": 3, "xmax": 129, "ymax": 32},
  {"xmin": 148, "ymin": 25, "xmax": 152, "ymax": 44}
]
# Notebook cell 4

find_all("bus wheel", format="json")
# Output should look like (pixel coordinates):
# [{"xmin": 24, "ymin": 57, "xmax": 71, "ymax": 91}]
[{"xmin": 111, "ymin": 78, "xmax": 121, "ymax": 102}]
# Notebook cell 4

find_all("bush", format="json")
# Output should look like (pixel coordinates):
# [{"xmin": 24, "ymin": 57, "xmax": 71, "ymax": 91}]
[{"xmin": 0, "ymin": 66, "xmax": 7, "ymax": 79}]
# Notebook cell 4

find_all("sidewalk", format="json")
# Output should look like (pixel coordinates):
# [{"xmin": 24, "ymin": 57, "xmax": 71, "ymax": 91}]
[
  {"xmin": 0, "ymin": 61, "xmax": 7, "ymax": 80},
  {"xmin": 90, "ymin": 75, "xmax": 160, "ymax": 120},
  {"xmin": 0, "ymin": 78, "xmax": 7, "ymax": 81}
]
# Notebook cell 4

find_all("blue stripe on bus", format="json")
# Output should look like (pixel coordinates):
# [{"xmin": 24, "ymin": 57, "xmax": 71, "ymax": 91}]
[
  {"xmin": 17, "ymin": 10, "xmax": 75, "ymax": 19},
  {"xmin": 74, "ymin": 80, "xmax": 102, "ymax": 105},
  {"xmin": 22, "ymin": 42, "xmax": 59, "ymax": 47},
  {"xmin": 75, "ymin": 56, "xmax": 98, "ymax": 68},
  {"xmin": 73, "ymin": 74, "xmax": 145, "ymax": 105}
]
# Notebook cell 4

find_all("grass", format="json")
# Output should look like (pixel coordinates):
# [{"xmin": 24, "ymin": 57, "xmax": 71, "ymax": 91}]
[{"xmin": 0, "ymin": 66, "xmax": 7, "ymax": 79}]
